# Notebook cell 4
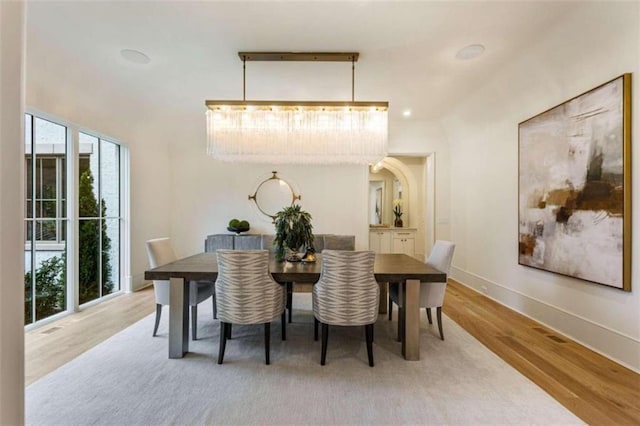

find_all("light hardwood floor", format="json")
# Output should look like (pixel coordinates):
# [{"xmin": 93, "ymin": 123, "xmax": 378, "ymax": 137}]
[
  {"xmin": 25, "ymin": 287, "xmax": 155, "ymax": 386},
  {"xmin": 26, "ymin": 281, "xmax": 639, "ymax": 424}
]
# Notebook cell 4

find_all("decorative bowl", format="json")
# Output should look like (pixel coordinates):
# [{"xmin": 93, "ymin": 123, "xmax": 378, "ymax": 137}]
[{"xmin": 227, "ymin": 226, "xmax": 250, "ymax": 234}]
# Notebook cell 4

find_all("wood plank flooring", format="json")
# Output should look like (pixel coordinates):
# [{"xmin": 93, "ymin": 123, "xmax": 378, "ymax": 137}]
[
  {"xmin": 444, "ymin": 279, "xmax": 640, "ymax": 426},
  {"xmin": 25, "ymin": 287, "xmax": 155, "ymax": 386},
  {"xmin": 26, "ymin": 281, "xmax": 639, "ymax": 425}
]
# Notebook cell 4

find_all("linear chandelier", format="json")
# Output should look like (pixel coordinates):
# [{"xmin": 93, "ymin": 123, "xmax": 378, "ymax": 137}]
[{"xmin": 205, "ymin": 52, "xmax": 388, "ymax": 164}]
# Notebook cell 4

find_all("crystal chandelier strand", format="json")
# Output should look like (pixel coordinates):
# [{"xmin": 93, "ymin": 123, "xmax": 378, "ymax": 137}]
[{"xmin": 206, "ymin": 107, "xmax": 388, "ymax": 164}]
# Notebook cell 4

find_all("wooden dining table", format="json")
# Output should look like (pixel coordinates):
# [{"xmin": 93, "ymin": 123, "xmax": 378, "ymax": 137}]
[{"xmin": 144, "ymin": 252, "xmax": 446, "ymax": 361}]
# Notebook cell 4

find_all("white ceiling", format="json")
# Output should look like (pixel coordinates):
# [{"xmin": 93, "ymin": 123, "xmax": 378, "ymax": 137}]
[{"xmin": 26, "ymin": 1, "xmax": 577, "ymax": 127}]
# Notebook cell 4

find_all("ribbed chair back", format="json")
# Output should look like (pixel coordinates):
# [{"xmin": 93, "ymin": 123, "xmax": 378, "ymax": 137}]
[
  {"xmin": 234, "ymin": 235, "xmax": 262, "ymax": 250},
  {"xmin": 205, "ymin": 234, "xmax": 234, "ymax": 252},
  {"xmin": 215, "ymin": 250, "xmax": 284, "ymax": 325},
  {"xmin": 322, "ymin": 235, "xmax": 356, "ymax": 251},
  {"xmin": 313, "ymin": 250, "xmax": 380, "ymax": 327}
]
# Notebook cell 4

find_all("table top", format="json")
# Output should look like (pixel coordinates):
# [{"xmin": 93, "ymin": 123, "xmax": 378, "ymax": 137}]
[{"xmin": 144, "ymin": 252, "xmax": 446, "ymax": 283}]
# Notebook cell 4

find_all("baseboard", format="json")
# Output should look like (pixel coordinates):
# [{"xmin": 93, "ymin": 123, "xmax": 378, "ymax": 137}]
[
  {"xmin": 450, "ymin": 266, "xmax": 640, "ymax": 374},
  {"xmin": 131, "ymin": 273, "xmax": 151, "ymax": 292}
]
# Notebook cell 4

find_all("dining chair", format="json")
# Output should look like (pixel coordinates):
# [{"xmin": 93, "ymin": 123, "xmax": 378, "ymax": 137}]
[
  {"xmin": 312, "ymin": 250, "xmax": 380, "ymax": 367},
  {"xmin": 388, "ymin": 240, "xmax": 455, "ymax": 340},
  {"xmin": 146, "ymin": 237, "xmax": 216, "ymax": 340},
  {"xmin": 204, "ymin": 234, "xmax": 234, "ymax": 252},
  {"xmin": 234, "ymin": 235, "xmax": 262, "ymax": 250},
  {"xmin": 215, "ymin": 250, "xmax": 286, "ymax": 365},
  {"xmin": 323, "ymin": 235, "xmax": 356, "ymax": 251},
  {"xmin": 286, "ymin": 234, "xmax": 355, "ymax": 323}
]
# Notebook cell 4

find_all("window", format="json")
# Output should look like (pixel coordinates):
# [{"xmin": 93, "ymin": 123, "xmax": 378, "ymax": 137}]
[
  {"xmin": 24, "ymin": 115, "xmax": 68, "ymax": 324},
  {"xmin": 78, "ymin": 132, "xmax": 121, "ymax": 305},
  {"xmin": 24, "ymin": 112, "xmax": 127, "ymax": 326}
]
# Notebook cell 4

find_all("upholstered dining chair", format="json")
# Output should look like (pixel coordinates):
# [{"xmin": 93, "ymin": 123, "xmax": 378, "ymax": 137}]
[
  {"xmin": 146, "ymin": 237, "xmax": 216, "ymax": 340},
  {"xmin": 388, "ymin": 240, "xmax": 455, "ymax": 341},
  {"xmin": 287, "ymin": 234, "xmax": 356, "ymax": 323},
  {"xmin": 323, "ymin": 235, "xmax": 356, "ymax": 251},
  {"xmin": 215, "ymin": 250, "xmax": 286, "ymax": 365},
  {"xmin": 313, "ymin": 250, "xmax": 380, "ymax": 367}
]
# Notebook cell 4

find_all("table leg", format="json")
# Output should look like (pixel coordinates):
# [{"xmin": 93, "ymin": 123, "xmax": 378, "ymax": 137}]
[
  {"xmin": 169, "ymin": 277, "xmax": 190, "ymax": 359},
  {"xmin": 286, "ymin": 282, "xmax": 293, "ymax": 323},
  {"xmin": 402, "ymin": 279, "xmax": 420, "ymax": 361},
  {"xmin": 378, "ymin": 282, "xmax": 388, "ymax": 315}
]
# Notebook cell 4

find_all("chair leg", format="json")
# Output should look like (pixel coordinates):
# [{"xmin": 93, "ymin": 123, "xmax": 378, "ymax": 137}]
[
  {"xmin": 314, "ymin": 317, "xmax": 319, "ymax": 341},
  {"xmin": 365, "ymin": 324, "xmax": 374, "ymax": 367},
  {"xmin": 281, "ymin": 311, "xmax": 287, "ymax": 341},
  {"xmin": 287, "ymin": 282, "xmax": 293, "ymax": 323},
  {"xmin": 217, "ymin": 322, "xmax": 228, "ymax": 364},
  {"xmin": 153, "ymin": 304, "xmax": 162, "ymax": 337},
  {"xmin": 388, "ymin": 296, "xmax": 393, "ymax": 321},
  {"xmin": 226, "ymin": 323, "xmax": 232, "ymax": 339},
  {"xmin": 191, "ymin": 305, "xmax": 198, "ymax": 341},
  {"xmin": 320, "ymin": 323, "xmax": 328, "ymax": 366},
  {"xmin": 212, "ymin": 293, "xmax": 217, "ymax": 319},
  {"xmin": 264, "ymin": 322, "xmax": 271, "ymax": 365},
  {"xmin": 426, "ymin": 307, "xmax": 433, "ymax": 324},
  {"xmin": 437, "ymin": 306, "xmax": 444, "ymax": 340}
]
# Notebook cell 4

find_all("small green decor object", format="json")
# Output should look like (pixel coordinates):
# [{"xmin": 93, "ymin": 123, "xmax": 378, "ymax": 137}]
[
  {"xmin": 227, "ymin": 218, "xmax": 250, "ymax": 234},
  {"xmin": 274, "ymin": 204, "xmax": 314, "ymax": 262}
]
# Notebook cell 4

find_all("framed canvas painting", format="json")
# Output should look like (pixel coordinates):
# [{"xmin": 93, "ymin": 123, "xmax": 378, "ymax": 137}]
[{"xmin": 518, "ymin": 74, "xmax": 631, "ymax": 291}]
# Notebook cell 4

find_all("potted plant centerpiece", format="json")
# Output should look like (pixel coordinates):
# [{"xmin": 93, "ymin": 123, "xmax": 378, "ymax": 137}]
[{"xmin": 274, "ymin": 204, "xmax": 314, "ymax": 262}]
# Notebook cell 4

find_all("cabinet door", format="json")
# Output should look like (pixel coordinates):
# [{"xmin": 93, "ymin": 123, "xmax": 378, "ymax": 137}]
[
  {"xmin": 369, "ymin": 231, "xmax": 392, "ymax": 253},
  {"xmin": 392, "ymin": 231, "xmax": 416, "ymax": 257},
  {"xmin": 379, "ymin": 232, "xmax": 391, "ymax": 253}
]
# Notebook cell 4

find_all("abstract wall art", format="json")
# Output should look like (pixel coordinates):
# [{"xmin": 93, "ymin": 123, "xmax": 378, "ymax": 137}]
[{"xmin": 518, "ymin": 74, "xmax": 631, "ymax": 291}]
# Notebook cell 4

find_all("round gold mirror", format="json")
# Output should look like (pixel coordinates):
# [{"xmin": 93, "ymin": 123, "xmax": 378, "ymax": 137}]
[{"xmin": 249, "ymin": 171, "xmax": 301, "ymax": 221}]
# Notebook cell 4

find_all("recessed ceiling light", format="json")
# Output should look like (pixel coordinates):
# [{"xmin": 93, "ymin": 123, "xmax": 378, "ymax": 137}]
[
  {"xmin": 402, "ymin": 109, "xmax": 412, "ymax": 117},
  {"xmin": 455, "ymin": 44, "xmax": 485, "ymax": 60},
  {"xmin": 120, "ymin": 49, "xmax": 150, "ymax": 64}
]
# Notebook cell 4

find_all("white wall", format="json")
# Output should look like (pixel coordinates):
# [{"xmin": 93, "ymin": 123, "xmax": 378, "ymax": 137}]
[
  {"xmin": 0, "ymin": 2, "xmax": 26, "ymax": 423},
  {"xmin": 26, "ymin": 76, "xmax": 174, "ymax": 292},
  {"xmin": 169, "ymin": 115, "xmax": 370, "ymax": 258},
  {"xmin": 440, "ymin": 3, "xmax": 640, "ymax": 371}
]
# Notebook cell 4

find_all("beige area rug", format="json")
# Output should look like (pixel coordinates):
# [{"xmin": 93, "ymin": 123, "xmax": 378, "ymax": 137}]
[{"xmin": 26, "ymin": 294, "xmax": 583, "ymax": 425}]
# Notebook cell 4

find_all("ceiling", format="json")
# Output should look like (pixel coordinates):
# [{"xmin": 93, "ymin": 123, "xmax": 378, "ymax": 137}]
[{"xmin": 25, "ymin": 1, "xmax": 577, "ymax": 131}]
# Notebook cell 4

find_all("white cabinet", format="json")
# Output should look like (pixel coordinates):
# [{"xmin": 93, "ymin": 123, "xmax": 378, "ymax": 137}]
[
  {"xmin": 370, "ymin": 228, "xmax": 416, "ymax": 257},
  {"xmin": 369, "ymin": 230, "xmax": 392, "ymax": 253},
  {"xmin": 392, "ymin": 230, "xmax": 416, "ymax": 257}
]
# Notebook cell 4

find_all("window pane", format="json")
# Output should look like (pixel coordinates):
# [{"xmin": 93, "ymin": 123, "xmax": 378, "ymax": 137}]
[
  {"xmin": 34, "ymin": 117, "xmax": 66, "ymax": 147},
  {"xmin": 34, "ymin": 252, "xmax": 66, "ymax": 321},
  {"xmin": 26, "ymin": 157, "xmax": 33, "ymax": 202},
  {"xmin": 38, "ymin": 219, "xmax": 57, "ymax": 241},
  {"xmin": 79, "ymin": 134, "xmax": 99, "ymax": 218},
  {"xmin": 42, "ymin": 201, "xmax": 56, "ymax": 218},
  {"xmin": 25, "ymin": 219, "xmax": 33, "ymax": 242},
  {"xmin": 35, "ymin": 158, "xmax": 41, "ymax": 199},
  {"xmin": 102, "ymin": 219, "xmax": 120, "ymax": 296},
  {"xmin": 79, "ymin": 219, "xmax": 100, "ymax": 304},
  {"xmin": 100, "ymin": 141, "xmax": 120, "ymax": 218},
  {"xmin": 24, "ymin": 220, "xmax": 33, "ymax": 325},
  {"xmin": 61, "ymin": 158, "xmax": 67, "ymax": 217},
  {"xmin": 41, "ymin": 158, "xmax": 57, "ymax": 199},
  {"xmin": 60, "ymin": 219, "xmax": 67, "ymax": 243}
]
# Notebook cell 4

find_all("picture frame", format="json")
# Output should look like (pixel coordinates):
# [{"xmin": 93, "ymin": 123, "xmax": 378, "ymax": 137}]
[{"xmin": 518, "ymin": 74, "xmax": 631, "ymax": 291}]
